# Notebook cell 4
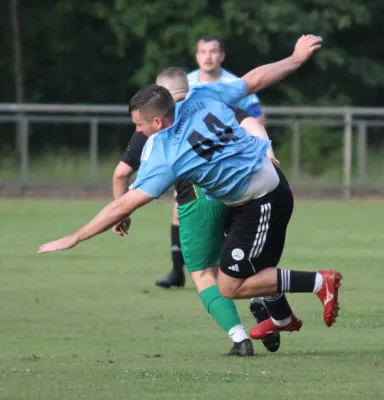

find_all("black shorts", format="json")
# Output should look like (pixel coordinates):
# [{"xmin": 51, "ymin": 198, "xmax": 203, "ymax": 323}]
[{"xmin": 220, "ymin": 168, "xmax": 294, "ymax": 279}]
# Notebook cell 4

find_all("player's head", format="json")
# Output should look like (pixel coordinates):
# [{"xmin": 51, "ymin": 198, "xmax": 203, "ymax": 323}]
[
  {"xmin": 129, "ymin": 85, "xmax": 175, "ymax": 136},
  {"xmin": 196, "ymin": 35, "xmax": 225, "ymax": 74},
  {"xmin": 156, "ymin": 67, "xmax": 189, "ymax": 102}
]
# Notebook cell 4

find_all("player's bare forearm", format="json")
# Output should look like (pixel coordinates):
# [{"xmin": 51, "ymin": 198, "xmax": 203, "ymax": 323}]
[
  {"xmin": 78, "ymin": 189, "xmax": 153, "ymax": 241},
  {"xmin": 241, "ymin": 117, "xmax": 277, "ymax": 161},
  {"xmin": 243, "ymin": 56, "xmax": 300, "ymax": 95},
  {"xmin": 75, "ymin": 196, "xmax": 134, "ymax": 242},
  {"xmin": 38, "ymin": 190, "xmax": 153, "ymax": 254},
  {"xmin": 113, "ymin": 176, "xmax": 129, "ymax": 199},
  {"xmin": 242, "ymin": 35, "xmax": 322, "ymax": 95},
  {"xmin": 112, "ymin": 162, "xmax": 134, "ymax": 199}
]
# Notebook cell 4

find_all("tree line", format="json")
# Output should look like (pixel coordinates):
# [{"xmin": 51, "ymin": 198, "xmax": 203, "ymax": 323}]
[
  {"xmin": 1, "ymin": 0, "xmax": 384, "ymax": 107},
  {"xmin": 1, "ymin": 0, "xmax": 384, "ymax": 172}
]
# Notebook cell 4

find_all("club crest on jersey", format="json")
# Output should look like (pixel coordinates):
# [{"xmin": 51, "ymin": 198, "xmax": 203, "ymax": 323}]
[{"xmin": 232, "ymin": 248, "xmax": 244, "ymax": 261}]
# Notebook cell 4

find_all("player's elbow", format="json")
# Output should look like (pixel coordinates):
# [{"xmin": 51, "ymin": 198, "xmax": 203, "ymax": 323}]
[
  {"xmin": 254, "ymin": 114, "xmax": 266, "ymax": 127},
  {"xmin": 243, "ymin": 74, "xmax": 263, "ymax": 96},
  {"xmin": 113, "ymin": 162, "xmax": 133, "ymax": 183},
  {"xmin": 113, "ymin": 170, "xmax": 127, "ymax": 184},
  {"xmin": 120, "ymin": 189, "xmax": 154, "ymax": 213},
  {"xmin": 240, "ymin": 117, "xmax": 268, "ymax": 139}
]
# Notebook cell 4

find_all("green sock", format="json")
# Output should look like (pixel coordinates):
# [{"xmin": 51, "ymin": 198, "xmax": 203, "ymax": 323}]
[{"xmin": 199, "ymin": 284, "xmax": 241, "ymax": 333}]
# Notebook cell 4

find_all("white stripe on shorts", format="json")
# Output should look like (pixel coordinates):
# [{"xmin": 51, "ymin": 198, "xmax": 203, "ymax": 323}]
[{"xmin": 250, "ymin": 203, "xmax": 272, "ymax": 259}]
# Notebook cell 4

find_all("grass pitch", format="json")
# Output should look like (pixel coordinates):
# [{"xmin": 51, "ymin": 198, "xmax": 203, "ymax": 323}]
[{"xmin": 0, "ymin": 199, "xmax": 383, "ymax": 400}]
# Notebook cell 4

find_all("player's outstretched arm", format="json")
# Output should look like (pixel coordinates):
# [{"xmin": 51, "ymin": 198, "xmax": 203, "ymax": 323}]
[
  {"xmin": 38, "ymin": 189, "xmax": 154, "ymax": 254},
  {"xmin": 242, "ymin": 35, "xmax": 322, "ymax": 95}
]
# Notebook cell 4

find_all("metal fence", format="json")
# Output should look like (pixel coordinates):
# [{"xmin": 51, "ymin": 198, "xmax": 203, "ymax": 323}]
[{"xmin": 1, "ymin": 103, "xmax": 384, "ymax": 197}]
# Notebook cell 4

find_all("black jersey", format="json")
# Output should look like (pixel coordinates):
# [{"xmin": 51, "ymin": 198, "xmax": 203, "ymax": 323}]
[
  {"xmin": 121, "ymin": 107, "xmax": 250, "ymax": 205},
  {"xmin": 121, "ymin": 132, "xmax": 148, "ymax": 171}
]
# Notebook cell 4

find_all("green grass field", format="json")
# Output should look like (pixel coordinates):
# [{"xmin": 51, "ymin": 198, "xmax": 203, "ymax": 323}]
[{"xmin": 1, "ymin": 199, "xmax": 384, "ymax": 400}]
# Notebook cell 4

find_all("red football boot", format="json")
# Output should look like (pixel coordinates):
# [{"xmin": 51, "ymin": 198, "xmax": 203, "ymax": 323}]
[
  {"xmin": 316, "ymin": 270, "xmax": 342, "ymax": 327},
  {"xmin": 250, "ymin": 314, "xmax": 302, "ymax": 340}
]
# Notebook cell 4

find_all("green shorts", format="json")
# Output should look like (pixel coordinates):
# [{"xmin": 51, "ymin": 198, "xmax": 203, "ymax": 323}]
[{"xmin": 178, "ymin": 189, "xmax": 229, "ymax": 273}]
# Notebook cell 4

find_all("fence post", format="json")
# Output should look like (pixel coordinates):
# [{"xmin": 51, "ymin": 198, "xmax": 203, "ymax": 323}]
[
  {"xmin": 20, "ymin": 117, "xmax": 29, "ymax": 186},
  {"xmin": 343, "ymin": 111, "xmax": 353, "ymax": 198},
  {"xmin": 357, "ymin": 122, "xmax": 367, "ymax": 187},
  {"xmin": 292, "ymin": 121, "xmax": 300, "ymax": 182},
  {"xmin": 89, "ymin": 118, "xmax": 99, "ymax": 181}
]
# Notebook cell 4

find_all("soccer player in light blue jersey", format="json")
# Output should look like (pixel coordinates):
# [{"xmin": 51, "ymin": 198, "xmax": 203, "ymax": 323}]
[
  {"xmin": 188, "ymin": 35, "xmax": 265, "ymax": 125},
  {"xmin": 39, "ymin": 35, "xmax": 343, "ymax": 342}
]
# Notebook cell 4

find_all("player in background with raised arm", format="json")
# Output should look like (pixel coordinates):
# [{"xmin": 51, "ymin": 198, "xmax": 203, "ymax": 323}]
[
  {"xmin": 189, "ymin": 35, "xmax": 289, "ymax": 329},
  {"xmin": 188, "ymin": 35, "xmax": 265, "ymax": 125},
  {"xmin": 113, "ymin": 134, "xmax": 186, "ymax": 289}
]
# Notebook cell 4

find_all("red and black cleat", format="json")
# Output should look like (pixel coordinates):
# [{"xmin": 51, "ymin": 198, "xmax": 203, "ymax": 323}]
[
  {"xmin": 249, "ymin": 298, "xmax": 281, "ymax": 352},
  {"xmin": 250, "ymin": 314, "xmax": 302, "ymax": 341},
  {"xmin": 316, "ymin": 270, "xmax": 342, "ymax": 327}
]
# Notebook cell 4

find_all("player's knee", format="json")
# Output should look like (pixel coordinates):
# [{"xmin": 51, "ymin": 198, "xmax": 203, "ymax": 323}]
[
  {"xmin": 190, "ymin": 270, "xmax": 203, "ymax": 284},
  {"xmin": 217, "ymin": 270, "xmax": 243, "ymax": 299},
  {"xmin": 217, "ymin": 282, "xmax": 236, "ymax": 299},
  {"xmin": 191, "ymin": 268, "xmax": 217, "ymax": 292}
]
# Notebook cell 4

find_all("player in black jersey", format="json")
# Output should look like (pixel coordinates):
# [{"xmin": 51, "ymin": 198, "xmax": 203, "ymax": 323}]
[{"xmin": 113, "ymin": 129, "xmax": 187, "ymax": 288}]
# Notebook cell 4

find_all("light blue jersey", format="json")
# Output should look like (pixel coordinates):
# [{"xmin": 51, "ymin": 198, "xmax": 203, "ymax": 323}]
[
  {"xmin": 130, "ymin": 79, "xmax": 270, "ymax": 201},
  {"xmin": 187, "ymin": 68, "xmax": 262, "ymax": 118}
]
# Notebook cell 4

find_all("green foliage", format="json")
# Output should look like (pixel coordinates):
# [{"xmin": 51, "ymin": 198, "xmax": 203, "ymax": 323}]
[
  {"xmin": 1, "ymin": 0, "xmax": 384, "ymax": 164},
  {"xmin": 221, "ymin": 0, "xmax": 382, "ymax": 106},
  {"xmin": 92, "ymin": 0, "xmax": 228, "ymax": 87},
  {"xmin": 1, "ymin": 0, "xmax": 384, "ymax": 105},
  {"xmin": 276, "ymin": 126, "xmax": 343, "ymax": 176},
  {"xmin": 300, "ymin": 128, "xmax": 343, "ymax": 175}
]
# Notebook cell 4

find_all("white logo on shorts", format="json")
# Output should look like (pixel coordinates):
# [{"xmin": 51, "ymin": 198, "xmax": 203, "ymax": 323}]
[
  {"xmin": 231, "ymin": 248, "xmax": 244, "ymax": 261},
  {"xmin": 228, "ymin": 264, "xmax": 240, "ymax": 272}
]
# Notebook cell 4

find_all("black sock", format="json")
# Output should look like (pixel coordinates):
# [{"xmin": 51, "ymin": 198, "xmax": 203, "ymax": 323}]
[
  {"xmin": 171, "ymin": 224, "xmax": 184, "ymax": 274},
  {"xmin": 264, "ymin": 294, "xmax": 293, "ymax": 321},
  {"xmin": 277, "ymin": 269, "xmax": 316, "ymax": 293}
]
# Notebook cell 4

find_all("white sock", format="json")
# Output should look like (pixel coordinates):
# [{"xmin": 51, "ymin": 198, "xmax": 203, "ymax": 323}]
[
  {"xmin": 313, "ymin": 272, "xmax": 324, "ymax": 293},
  {"xmin": 228, "ymin": 324, "xmax": 249, "ymax": 343},
  {"xmin": 271, "ymin": 315, "xmax": 292, "ymax": 326}
]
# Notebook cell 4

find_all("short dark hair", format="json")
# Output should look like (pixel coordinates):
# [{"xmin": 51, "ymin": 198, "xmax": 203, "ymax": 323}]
[
  {"xmin": 197, "ymin": 35, "xmax": 224, "ymax": 51},
  {"xmin": 157, "ymin": 67, "xmax": 187, "ymax": 80},
  {"xmin": 129, "ymin": 85, "xmax": 175, "ymax": 122}
]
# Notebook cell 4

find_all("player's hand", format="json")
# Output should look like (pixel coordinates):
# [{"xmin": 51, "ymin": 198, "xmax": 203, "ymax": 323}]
[
  {"xmin": 38, "ymin": 234, "xmax": 78, "ymax": 254},
  {"xmin": 292, "ymin": 35, "xmax": 322, "ymax": 64},
  {"xmin": 112, "ymin": 217, "xmax": 131, "ymax": 237}
]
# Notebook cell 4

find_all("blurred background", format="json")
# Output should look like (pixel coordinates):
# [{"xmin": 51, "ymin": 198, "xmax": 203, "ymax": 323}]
[{"xmin": 1, "ymin": 0, "xmax": 384, "ymax": 197}]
